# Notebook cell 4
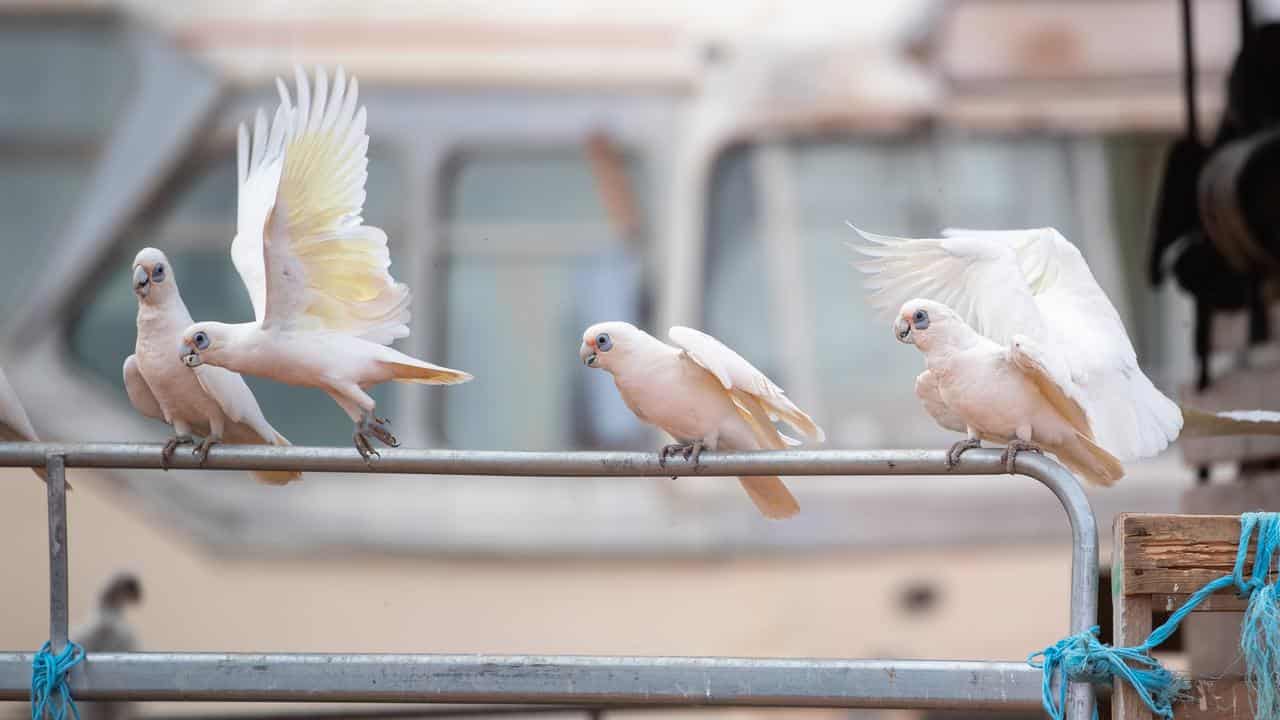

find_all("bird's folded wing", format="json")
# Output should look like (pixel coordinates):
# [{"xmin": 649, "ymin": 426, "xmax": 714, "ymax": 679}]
[
  {"xmin": 1007, "ymin": 335, "xmax": 1094, "ymax": 440},
  {"xmin": 122, "ymin": 356, "xmax": 165, "ymax": 423},
  {"xmin": 196, "ymin": 367, "xmax": 299, "ymax": 485},
  {"xmin": 0, "ymin": 366, "xmax": 41, "ymax": 445},
  {"xmin": 0, "ymin": 368, "xmax": 39, "ymax": 441},
  {"xmin": 233, "ymin": 66, "xmax": 410, "ymax": 345},
  {"xmin": 4, "ymin": 367, "xmax": 50, "ymax": 482},
  {"xmin": 914, "ymin": 370, "xmax": 966, "ymax": 433},
  {"xmin": 668, "ymin": 326, "xmax": 824, "ymax": 442},
  {"xmin": 193, "ymin": 365, "xmax": 282, "ymax": 444},
  {"xmin": 730, "ymin": 393, "xmax": 788, "ymax": 450}
]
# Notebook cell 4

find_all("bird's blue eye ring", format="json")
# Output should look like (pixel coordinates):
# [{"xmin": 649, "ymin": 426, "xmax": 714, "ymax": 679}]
[
  {"xmin": 152, "ymin": 263, "xmax": 165, "ymax": 282},
  {"xmin": 596, "ymin": 333, "xmax": 613, "ymax": 352},
  {"xmin": 193, "ymin": 332, "xmax": 209, "ymax": 350},
  {"xmin": 913, "ymin": 309, "xmax": 930, "ymax": 330}
]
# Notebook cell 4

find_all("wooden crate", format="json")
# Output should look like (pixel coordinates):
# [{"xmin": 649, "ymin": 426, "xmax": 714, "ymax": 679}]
[{"xmin": 1113, "ymin": 514, "xmax": 1253, "ymax": 719}]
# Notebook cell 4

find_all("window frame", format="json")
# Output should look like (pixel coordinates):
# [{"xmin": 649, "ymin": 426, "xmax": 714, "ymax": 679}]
[{"xmin": 434, "ymin": 141, "xmax": 657, "ymax": 451}]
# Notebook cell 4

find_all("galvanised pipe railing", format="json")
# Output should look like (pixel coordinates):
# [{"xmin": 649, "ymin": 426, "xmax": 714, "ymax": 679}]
[{"xmin": 0, "ymin": 444, "xmax": 1097, "ymax": 719}]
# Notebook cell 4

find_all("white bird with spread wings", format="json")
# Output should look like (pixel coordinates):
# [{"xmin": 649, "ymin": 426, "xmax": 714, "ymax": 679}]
[
  {"xmin": 179, "ymin": 67, "xmax": 472, "ymax": 460},
  {"xmin": 853, "ymin": 226, "xmax": 1280, "ymax": 485}
]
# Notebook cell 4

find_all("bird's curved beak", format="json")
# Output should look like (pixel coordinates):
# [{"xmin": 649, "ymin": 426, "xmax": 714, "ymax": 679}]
[
  {"xmin": 180, "ymin": 342, "xmax": 202, "ymax": 368},
  {"xmin": 579, "ymin": 339, "xmax": 597, "ymax": 367},
  {"xmin": 132, "ymin": 265, "xmax": 150, "ymax": 298},
  {"xmin": 894, "ymin": 316, "xmax": 913, "ymax": 344}
]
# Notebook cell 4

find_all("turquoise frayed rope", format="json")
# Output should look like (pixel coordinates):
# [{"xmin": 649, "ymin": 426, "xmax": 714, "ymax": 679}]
[
  {"xmin": 1029, "ymin": 626, "xmax": 1188, "ymax": 720},
  {"xmin": 30, "ymin": 640, "xmax": 83, "ymax": 720},
  {"xmin": 1236, "ymin": 513, "xmax": 1280, "ymax": 719},
  {"xmin": 1030, "ymin": 511, "xmax": 1280, "ymax": 720}
]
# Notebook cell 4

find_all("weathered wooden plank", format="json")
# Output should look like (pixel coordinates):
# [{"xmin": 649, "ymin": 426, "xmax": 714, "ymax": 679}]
[
  {"xmin": 1174, "ymin": 678, "xmax": 1252, "ymax": 719},
  {"xmin": 1114, "ymin": 515, "xmax": 1259, "ymax": 717},
  {"xmin": 1180, "ymin": 484, "xmax": 1259, "ymax": 680},
  {"xmin": 1116, "ymin": 515, "xmax": 1157, "ymax": 720},
  {"xmin": 1151, "ymin": 594, "xmax": 1249, "ymax": 614},
  {"xmin": 1119, "ymin": 515, "xmax": 1252, "ymax": 597}
]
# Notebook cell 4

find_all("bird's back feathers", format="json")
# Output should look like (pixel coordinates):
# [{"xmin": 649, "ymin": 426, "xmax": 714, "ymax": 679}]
[
  {"xmin": 669, "ymin": 326, "xmax": 825, "ymax": 444},
  {"xmin": 666, "ymin": 328, "xmax": 814, "ymax": 519}
]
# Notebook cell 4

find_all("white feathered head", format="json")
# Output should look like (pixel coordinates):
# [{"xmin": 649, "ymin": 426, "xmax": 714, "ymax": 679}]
[
  {"xmin": 131, "ymin": 247, "xmax": 178, "ymax": 304},
  {"xmin": 894, "ymin": 298, "xmax": 968, "ymax": 351}
]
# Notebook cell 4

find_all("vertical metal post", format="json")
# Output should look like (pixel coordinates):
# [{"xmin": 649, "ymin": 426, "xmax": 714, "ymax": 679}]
[
  {"xmin": 45, "ymin": 454, "xmax": 69, "ymax": 651},
  {"xmin": 1022, "ymin": 452, "xmax": 1099, "ymax": 720}
]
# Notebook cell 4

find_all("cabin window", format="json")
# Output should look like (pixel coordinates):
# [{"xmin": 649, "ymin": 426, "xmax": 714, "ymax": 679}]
[{"xmin": 439, "ymin": 145, "xmax": 653, "ymax": 450}]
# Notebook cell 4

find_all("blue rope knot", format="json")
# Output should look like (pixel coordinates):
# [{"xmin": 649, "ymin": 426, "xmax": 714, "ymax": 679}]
[
  {"xmin": 1029, "ymin": 627, "xmax": 1188, "ymax": 720},
  {"xmin": 30, "ymin": 640, "xmax": 84, "ymax": 720},
  {"xmin": 1030, "ymin": 512, "xmax": 1280, "ymax": 719}
]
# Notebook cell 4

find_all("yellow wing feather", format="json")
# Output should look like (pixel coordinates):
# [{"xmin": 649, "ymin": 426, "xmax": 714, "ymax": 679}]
[{"xmin": 234, "ymin": 66, "xmax": 410, "ymax": 344}]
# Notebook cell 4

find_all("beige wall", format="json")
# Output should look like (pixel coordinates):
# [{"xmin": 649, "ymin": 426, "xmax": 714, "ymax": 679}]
[{"xmin": 0, "ymin": 467, "xmax": 1072, "ymax": 716}]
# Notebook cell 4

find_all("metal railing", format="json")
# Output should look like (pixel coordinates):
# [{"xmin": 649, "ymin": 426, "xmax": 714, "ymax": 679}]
[{"xmin": 0, "ymin": 444, "xmax": 1098, "ymax": 719}]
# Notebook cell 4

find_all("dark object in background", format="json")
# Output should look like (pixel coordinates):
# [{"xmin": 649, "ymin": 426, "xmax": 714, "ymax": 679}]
[
  {"xmin": 1200, "ymin": 126, "xmax": 1280, "ymax": 277},
  {"xmin": 1149, "ymin": 0, "xmax": 1208, "ymax": 290},
  {"xmin": 1198, "ymin": 18, "xmax": 1280, "ymax": 281},
  {"xmin": 898, "ymin": 580, "xmax": 940, "ymax": 615},
  {"xmin": 73, "ymin": 571, "xmax": 144, "ymax": 720},
  {"xmin": 1150, "ymin": 4, "xmax": 1280, "ymax": 392}
]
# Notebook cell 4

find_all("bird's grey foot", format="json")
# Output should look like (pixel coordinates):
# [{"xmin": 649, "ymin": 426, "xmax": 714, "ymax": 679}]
[
  {"xmin": 658, "ymin": 443, "xmax": 690, "ymax": 468},
  {"xmin": 359, "ymin": 411, "xmax": 399, "ymax": 448},
  {"xmin": 161, "ymin": 435, "xmax": 193, "ymax": 470},
  {"xmin": 1000, "ymin": 439, "xmax": 1044, "ymax": 474},
  {"xmin": 945, "ymin": 438, "xmax": 981, "ymax": 469},
  {"xmin": 192, "ymin": 436, "xmax": 220, "ymax": 465},
  {"xmin": 353, "ymin": 430, "xmax": 380, "ymax": 463},
  {"xmin": 682, "ymin": 440, "xmax": 705, "ymax": 466}
]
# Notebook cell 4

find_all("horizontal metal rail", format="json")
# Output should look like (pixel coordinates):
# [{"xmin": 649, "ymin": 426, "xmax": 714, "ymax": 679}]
[
  {"xmin": 1, "ymin": 444, "xmax": 1097, "ymax": 718},
  {"xmin": 143, "ymin": 705, "xmax": 639, "ymax": 720},
  {"xmin": 0, "ymin": 653, "xmax": 1041, "ymax": 708}
]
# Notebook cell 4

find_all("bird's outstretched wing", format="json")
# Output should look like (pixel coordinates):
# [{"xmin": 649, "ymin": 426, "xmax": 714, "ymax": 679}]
[
  {"xmin": 232, "ymin": 66, "xmax": 410, "ymax": 345},
  {"xmin": 667, "ymin": 326, "xmax": 824, "ymax": 444},
  {"xmin": 853, "ymin": 226, "xmax": 1049, "ymax": 344},
  {"xmin": 853, "ymin": 226, "xmax": 1182, "ymax": 460}
]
